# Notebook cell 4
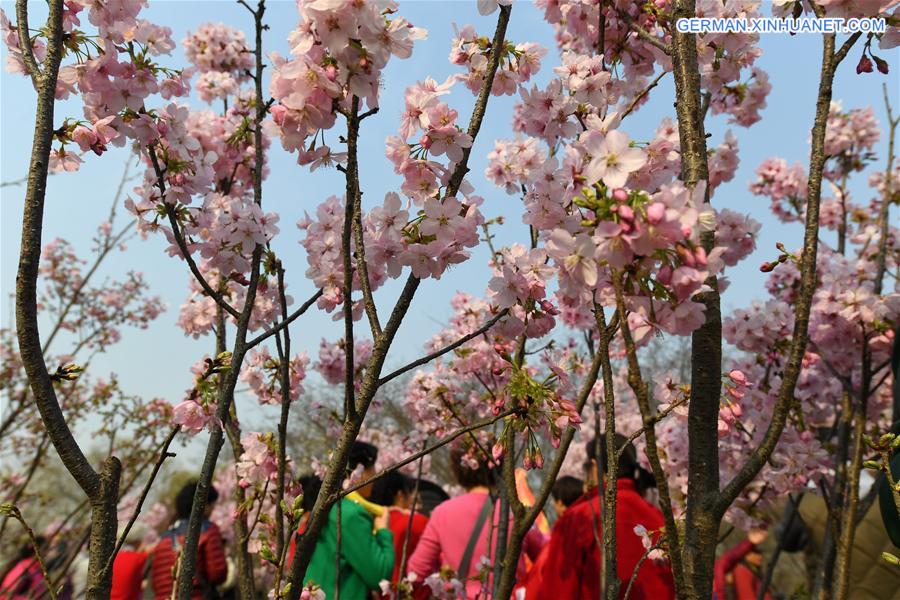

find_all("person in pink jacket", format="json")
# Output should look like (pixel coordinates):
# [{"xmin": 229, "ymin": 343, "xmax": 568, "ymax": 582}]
[
  {"xmin": 407, "ymin": 444, "xmax": 544, "ymax": 598},
  {"xmin": 0, "ymin": 539, "xmax": 49, "ymax": 599}
]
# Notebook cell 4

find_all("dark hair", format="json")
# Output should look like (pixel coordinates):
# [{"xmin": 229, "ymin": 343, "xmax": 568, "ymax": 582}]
[
  {"xmin": 449, "ymin": 444, "xmax": 497, "ymax": 490},
  {"xmin": 175, "ymin": 481, "xmax": 219, "ymax": 520},
  {"xmin": 298, "ymin": 474, "xmax": 323, "ymax": 513},
  {"xmin": 585, "ymin": 434, "xmax": 656, "ymax": 494},
  {"xmin": 348, "ymin": 441, "xmax": 378, "ymax": 472},
  {"xmin": 370, "ymin": 471, "xmax": 412, "ymax": 506},
  {"xmin": 416, "ymin": 480, "xmax": 450, "ymax": 516},
  {"xmin": 551, "ymin": 476, "xmax": 584, "ymax": 508}
]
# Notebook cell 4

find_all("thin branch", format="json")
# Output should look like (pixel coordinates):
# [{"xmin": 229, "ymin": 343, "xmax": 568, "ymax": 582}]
[
  {"xmin": 99, "ymin": 426, "xmax": 179, "ymax": 580},
  {"xmin": 344, "ymin": 96, "xmax": 382, "ymax": 338},
  {"xmin": 147, "ymin": 147, "xmax": 240, "ymax": 319},
  {"xmin": 236, "ymin": 0, "xmax": 257, "ymax": 16},
  {"xmin": 378, "ymin": 308, "xmax": 509, "ymax": 386},
  {"xmin": 274, "ymin": 261, "xmax": 293, "ymax": 558},
  {"xmin": 618, "ymin": 9, "xmax": 670, "ymax": 55},
  {"xmin": 833, "ymin": 32, "xmax": 863, "ymax": 67},
  {"xmin": 246, "ymin": 288, "xmax": 323, "ymax": 348},
  {"xmin": 618, "ymin": 394, "xmax": 689, "ymax": 455},
  {"xmin": 1, "ymin": 505, "xmax": 58, "ymax": 600},
  {"xmin": 14, "ymin": 0, "xmax": 41, "ymax": 81},
  {"xmin": 874, "ymin": 82, "xmax": 898, "ymax": 296},
  {"xmin": 335, "ymin": 407, "xmax": 518, "ymax": 500},
  {"xmin": 622, "ymin": 541, "xmax": 662, "ymax": 600},
  {"xmin": 621, "ymin": 71, "xmax": 667, "ymax": 120},
  {"xmin": 719, "ymin": 27, "xmax": 844, "ymax": 510},
  {"xmin": 1, "ymin": 176, "xmax": 29, "ymax": 188},
  {"xmin": 612, "ymin": 272, "xmax": 686, "ymax": 590}
]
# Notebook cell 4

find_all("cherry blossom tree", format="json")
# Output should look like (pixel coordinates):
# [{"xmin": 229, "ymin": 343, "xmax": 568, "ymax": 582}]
[{"xmin": 5, "ymin": 1, "xmax": 899, "ymax": 600}]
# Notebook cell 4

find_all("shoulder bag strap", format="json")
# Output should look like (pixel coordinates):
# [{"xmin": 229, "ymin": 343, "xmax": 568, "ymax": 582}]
[{"xmin": 457, "ymin": 496, "xmax": 493, "ymax": 581}]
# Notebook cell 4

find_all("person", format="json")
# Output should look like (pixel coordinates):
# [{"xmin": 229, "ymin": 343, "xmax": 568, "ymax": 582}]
[
  {"xmin": 110, "ymin": 525, "xmax": 149, "ymax": 600},
  {"xmin": 522, "ymin": 476, "xmax": 584, "ymax": 599},
  {"xmin": 414, "ymin": 479, "xmax": 450, "ymax": 516},
  {"xmin": 550, "ymin": 475, "xmax": 584, "ymax": 520},
  {"xmin": 0, "ymin": 538, "xmax": 49, "ymax": 599},
  {"xmin": 534, "ymin": 435, "xmax": 675, "ymax": 600},
  {"xmin": 407, "ymin": 444, "xmax": 545, "ymax": 598},
  {"xmin": 369, "ymin": 471, "xmax": 430, "ymax": 597},
  {"xmin": 713, "ymin": 530, "xmax": 771, "ymax": 600},
  {"xmin": 303, "ymin": 441, "xmax": 395, "ymax": 600},
  {"xmin": 149, "ymin": 481, "xmax": 228, "ymax": 599}
]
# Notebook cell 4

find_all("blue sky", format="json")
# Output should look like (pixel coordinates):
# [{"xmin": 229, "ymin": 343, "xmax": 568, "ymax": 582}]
[{"xmin": 1, "ymin": 1, "xmax": 898, "ymax": 451}]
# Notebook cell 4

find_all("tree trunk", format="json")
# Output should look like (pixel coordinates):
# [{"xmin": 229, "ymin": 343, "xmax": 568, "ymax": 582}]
[
  {"xmin": 670, "ymin": 1, "xmax": 718, "ymax": 596},
  {"xmin": 85, "ymin": 458, "xmax": 121, "ymax": 600}
]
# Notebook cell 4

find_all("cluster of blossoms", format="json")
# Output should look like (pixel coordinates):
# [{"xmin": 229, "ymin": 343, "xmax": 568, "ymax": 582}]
[
  {"xmin": 314, "ymin": 337, "xmax": 373, "ymax": 386},
  {"xmin": 822, "ymin": 102, "xmax": 881, "ymax": 178},
  {"xmin": 241, "ymin": 347, "xmax": 310, "ymax": 405},
  {"xmin": 533, "ymin": 0, "xmax": 661, "ymax": 78},
  {"xmin": 236, "ymin": 432, "xmax": 281, "ymax": 489},
  {"xmin": 695, "ymin": 0, "xmax": 768, "ymax": 126},
  {"xmin": 1, "ymin": 0, "xmax": 196, "ymax": 172},
  {"xmin": 183, "ymin": 22, "xmax": 252, "ymax": 104},
  {"xmin": 532, "ymin": 0, "xmax": 771, "ymax": 127},
  {"xmin": 449, "ymin": 24, "xmax": 545, "ymax": 96},
  {"xmin": 299, "ymin": 188, "xmax": 482, "ymax": 318},
  {"xmin": 171, "ymin": 353, "xmax": 232, "ymax": 433},
  {"xmin": 297, "ymin": 195, "xmax": 386, "ymax": 314},
  {"xmin": 176, "ymin": 271, "xmax": 288, "ymax": 338},
  {"xmin": 749, "ymin": 157, "xmax": 809, "ymax": 222},
  {"xmin": 268, "ymin": 0, "xmax": 426, "ymax": 160},
  {"xmin": 386, "ymin": 76, "xmax": 483, "ymax": 209},
  {"xmin": 38, "ymin": 238, "xmax": 165, "ymax": 351},
  {"xmin": 403, "ymin": 294, "xmax": 584, "ymax": 470}
]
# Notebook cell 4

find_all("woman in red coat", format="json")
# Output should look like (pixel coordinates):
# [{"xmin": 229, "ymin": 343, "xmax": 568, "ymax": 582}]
[
  {"xmin": 369, "ymin": 471, "xmax": 430, "ymax": 599},
  {"xmin": 533, "ymin": 435, "xmax": 675, "ymax": 600}
]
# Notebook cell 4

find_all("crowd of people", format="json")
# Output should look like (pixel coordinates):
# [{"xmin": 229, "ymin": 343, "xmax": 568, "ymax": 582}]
[{"xmin": 0, "ymin": 436, "xmax": 772, "ymax": 600}]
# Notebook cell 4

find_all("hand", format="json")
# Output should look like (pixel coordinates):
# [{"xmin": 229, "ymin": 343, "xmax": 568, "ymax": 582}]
[
  {"xmin": 374, "ymin": 509, "xmax": 390, "ymax": 530},
  {"xmin": 747, "ymin": 528, "xmax": 768, "ymax": 546}
]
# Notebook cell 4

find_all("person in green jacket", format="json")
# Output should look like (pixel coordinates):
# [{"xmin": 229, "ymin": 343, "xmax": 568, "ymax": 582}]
[{"xmin": 304, "ymin": 441, "xmax": 395, "ymax": 600}]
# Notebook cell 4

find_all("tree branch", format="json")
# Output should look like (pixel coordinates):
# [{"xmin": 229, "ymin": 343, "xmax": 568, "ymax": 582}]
[
  {"xmin": 245, "ymin": 288, "xmax": 324, "ymax": 348},
  {"xmin": 618, "ymin": 8, "xmax": 670, "ymax": 55},
  {"xmin": 378, "ymin": 308, "xmax": 509, "ymax": 386},
  {"xmin": 336, "ymin": 407, "xmax": 518, "ymax": 501},
  {"xmin": 720, "ymin": 28, "xmax": 841, "ymax": 510},
  {"xmin": 14, "ymin": 0, "xmax": 41, "ymax": 81},
  {"xmin": 99, "ymin": 426, "xmax": 179, "ymax": 580},
  {"xmin": 146, "ymin": 148, "xmax": 241, "ymax": 320}
]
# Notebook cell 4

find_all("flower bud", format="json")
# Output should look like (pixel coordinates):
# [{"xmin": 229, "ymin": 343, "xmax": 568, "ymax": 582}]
[
  {"xmin": 856, "ymin": 54, "xmax": 874, "ymax": 74},
  {"xmin": 657, "ymin": 264, "xmax": 673, "ymax": 285},
  {"xmin": 874, "ymin": 55, "xmax": 889, "ymax": 75},
  {"xmin": 611, "ymin": 188, "xmax": 629, "ymax": 202},
  {"xmin": 539, "ymin": 299, "xmax": 559, "ymax": 316},
  {"xmin": 492, "ymin": 442, "xmax": 505, "ymax": 462},
  {"xmin": 646, "ymin": 202, "xmax": 666, "ymax": 224}
]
